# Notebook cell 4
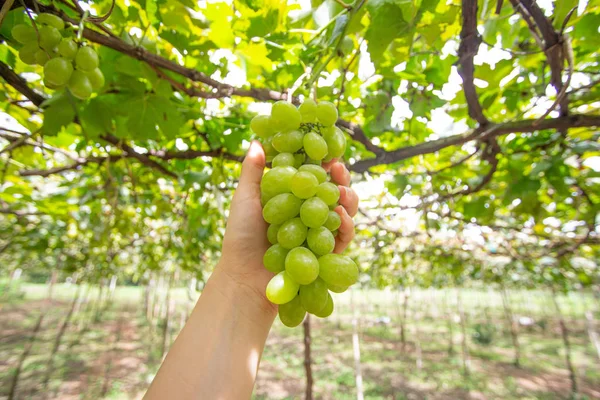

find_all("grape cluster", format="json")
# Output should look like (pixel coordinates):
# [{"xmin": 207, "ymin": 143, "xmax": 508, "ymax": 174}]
[
  {"xmin": 251, "ymin": 99, "xmax": 358, "ymax": 328},
  {"xmin": 11, "ymin": 13, "xmax": 104, "ymax": 99}
]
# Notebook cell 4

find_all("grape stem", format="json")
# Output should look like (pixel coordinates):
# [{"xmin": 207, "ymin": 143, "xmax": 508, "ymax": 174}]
[
  {"xmin": 0, "ymin": 0, "xmax": 16, "ymax": 27},
  {"xmin": 306, "ymin": 0, "xmax": 366, "ymax": 89}
]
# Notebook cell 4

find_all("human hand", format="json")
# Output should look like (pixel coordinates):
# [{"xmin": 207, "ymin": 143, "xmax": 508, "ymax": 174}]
[{"xmin": 213, "ymin": 141, "xmax": 359, "ymax": 314}]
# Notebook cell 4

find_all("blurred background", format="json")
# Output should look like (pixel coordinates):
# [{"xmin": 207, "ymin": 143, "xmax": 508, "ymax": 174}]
[{"xmin": 1, "ymin": 0, "xmax": 599, "ymax": 399}]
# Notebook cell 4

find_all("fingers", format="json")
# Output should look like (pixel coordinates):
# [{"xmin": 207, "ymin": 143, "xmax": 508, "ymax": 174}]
[
  {"xmin": 338, "ymin": 186, "xmax": 358, "ymax": 217},
  {"xmin": 236, "ymin": 141, "xmax": 265, "ymax": 199},
  {"xmin": 321, "ymin": 159, "xmax": 338, "ymax": 172},
  {"xmin": 330, "ymin": 162, "xmax": 350, "ymax": 187},
  {"xmin": 333, "ymin": 206, "xmax": 355, "ymax": 254}
]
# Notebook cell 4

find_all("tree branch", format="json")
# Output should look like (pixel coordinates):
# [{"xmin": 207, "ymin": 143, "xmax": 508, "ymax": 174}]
[
  {"xmin": 19, "ymin": 155, "xmax": 123, "ymax": 177},
  {"xmin": 0, "ymin": 61, "xmax": 45, "ymax": 107},
  {"xmin": 516, "ymin": 0, "xmax": 568, "ymax": 118},
  {"xmin": 350, "ymin": 114, "xmax": 600, "ymax": 172},
  {"xmin": 458, "ymin": 0, "xmax": 488, "ymax": 126},
  {"xmin": 149, "ymin": 149, "xmax": 244, "ymax": 163}
]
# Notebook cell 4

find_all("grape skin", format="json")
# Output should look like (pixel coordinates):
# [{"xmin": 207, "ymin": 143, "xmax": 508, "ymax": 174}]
[
  {"xmin": 318, "ymin": 254, "xmax": 358, "ymax": 287},
  {"xmin": 300, "ymin": 197, "xmax": 329, "ymax": 228},
  {"xmin": 75, "ymin": 47, "xmax": 99, "ymax": 72},
  {"xmin": 324, "ymin": 210, "xmax": 342, "ymax": 231},
  {"xmin": 291, "ymin": 171, "xmax": 319, "ymax": 199},
  {"xmin": 263, "ymin": 244, "xmax": 289, "ymax": 273},
  {"xmin": 266, "ymin": 271, "xmax": 300, "ymax": 305},
  {"xmin": 44, "ymin": 57, "xmax": 73, "ymax": 86},
  {"xmin": 277, "ymin": 218, "xmax": 308, "ymax": 249},
  {"xmin": 312, "ymin": 293, "xmax": 334, "ymax": 318},
  {"xmin": 262, "ymin": 193, "xmax": 302, "ymax": 225},
  {"xmin": 285, "ymin": 247, "xmax": 319, "ymax": 285},
  {"xmin": 68, "ymin": 70, "xmax": 93, "ymax": 99},
  {"xmin": 278, "ymin": 296, "xmax": 306, "ymax": 327},
  {"xmin": 11, "ymin": 25, "xmax": 37, "ymax": 44},
  {"xmin": 307, "ymin": 227, "xmax": 335, "ymax": 256},
  {"xmin": 299, "ymin": 278, "xmax": 329, "ymax": 314}
]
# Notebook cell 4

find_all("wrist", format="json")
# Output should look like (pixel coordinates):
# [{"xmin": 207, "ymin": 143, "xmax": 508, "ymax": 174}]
[{"xmin": 207, "ymin": 263, "xmax": 278, "ymax": 319}]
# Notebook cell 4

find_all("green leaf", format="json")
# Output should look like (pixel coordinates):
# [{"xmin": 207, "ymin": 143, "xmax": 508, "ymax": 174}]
[
  {"xmin": 42, "ymin": 93, "xmax": 76, "ymax": 136},
  {"xmin": 365, "ymin": 1, "xmax": 411, "ymax": 65},
  {"xmin": 553, "ymin": 0, "xmax": 577, "ymax": 29}
]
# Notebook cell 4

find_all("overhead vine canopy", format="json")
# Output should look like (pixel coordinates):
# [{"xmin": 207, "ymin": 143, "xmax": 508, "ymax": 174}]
[{"xmin": 0, "ymin": 0, "xmax": 598, "ymax": 287}]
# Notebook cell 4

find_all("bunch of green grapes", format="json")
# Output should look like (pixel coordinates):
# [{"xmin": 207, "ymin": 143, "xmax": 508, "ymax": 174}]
[
  {"xmin": 251, "ymin": 99, "xmax": 358, "ymax": 328},
  {"xmin": 11, "ymin": 13, "xmax": 104, "ymax": 99}
]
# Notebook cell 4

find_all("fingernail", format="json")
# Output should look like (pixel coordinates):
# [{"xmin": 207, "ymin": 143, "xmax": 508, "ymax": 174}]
[{"xmin": 338, "ymin": 186, "xmax": 346, "ymax": 198}]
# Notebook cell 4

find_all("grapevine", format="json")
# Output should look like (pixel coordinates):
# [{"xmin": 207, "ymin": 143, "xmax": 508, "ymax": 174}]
[{"xmin": 252, "ymin": 99, "xmax": 358, "ymax": 327}]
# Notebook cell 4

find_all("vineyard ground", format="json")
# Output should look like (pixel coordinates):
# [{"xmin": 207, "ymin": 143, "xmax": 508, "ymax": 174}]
[{"xmin": 1, "ymin": 282, "xmax": 599, "ymax": 400}]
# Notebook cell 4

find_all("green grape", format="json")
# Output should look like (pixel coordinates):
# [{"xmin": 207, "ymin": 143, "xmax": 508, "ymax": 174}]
[
  {"xmin": 271, "ymin": 101, "xmax": 301, "ymax": 132},
  {"xmin": 312, "ymin": 293, "xmax": 334, "ymax": 318},
  {"xmin": 75, "ymin": 46, "xmax": 99, "ymax": 72},
  {"xmin": 304, "ymin": 158, "xmax": 320, "ymax": 165},
  {"xmin": 35, "ymin": 49, "xmax": 50, "ymax": 66},
  {"xmin": 260, "ymin": 166, "xmax": 297, "ymax": 202},
  {"xmin": 291, "ymin": 171, "xmax": 319, "ymax": 199},
  {"xmin": 39, "ymin": 26, "xmax": 62, "ymax": 51},
  {"xmin": 331, "ymin": 229, "xmax": 338, "ymax": 236},
  {"xmin": 36, "ymin": 13, "xmax": 65, "ymax": 30},
  {"xmin": 318, "ymin": 254, "xmax": 358, "ymax": 287},
  {"xmin": 325, "ymin": 126, "xmax": 346, "ymax": 159},
  {"xmin": 272, "ymin": 152, "xmax": 295, "ymax": 168},
  {"xmin": 19, "ymin": 42, "xmax": 39, "ymax": 65},
  {"xmin": 278, "ymin": 295, "xmax": 306, "ymax": 327},
  {"xmin": 271, "ymin": 130, "xmax": 304, "ymax": 153},
  {"xmin": 324, "ymin": 210, "xmax": 342, "ymax": 231},
  {"xmin": 293, "ymin": 153, "xmax": 305, "ymax": 169},
  {"xmin": 44, "ymin": 57, "xmax": 73, "ymax": 86},
  {"xmin": 87, "ymin": 68, "xmax": 105, "ymax": 90},
  {"xmin": 299, "ymin": 278, "xmax": 329, "ymax": 314},
  {"xmin": 316, "ymin": 182, "xmax": 340, "ymax": 206},
  {"xmin": 340, "ymin": 36, "xmax": 354, "ymax": 55},
  {"xmin": 68, "ymin": 70, "xmax": 93, "ymax": 99},
  {"xmin": 277, "ymin": 218, "xmax": 307, "ymax": 249},
  {"xmin": 261, "ymin": 137, "xmax": 278, "ymax": 162},
  {"xmin": 303, "ymin": 131, "xmax": 328, "ymax": 160},
  {"xmin": 262, "ymin": 193, "xmax": 302, "ymax": 225},
  {"xmin": 299, "ymin": 98, "xmax": 317, "ymax": 123},
  {"xmin": 327, "ymin": 283, "xmax": 348, "ymax": 293},
  {"xmin": 250, "ymin": 115, "xmax": 274, "ymax": 139},
  {"xmin": 285, "ymin": 247, "xmax": 319, "ymax": 285},
  {"xmin": 58, "ymin": 39, "xmax": 78, "ymax": 59},
  {"xmin": 263, "ymin": 244, "xmax": 289, "ymax": 273},
  {"xmin": 298, "ymin": 164, "xmax": 327, "ymax": 183},
  {"xmin": 43, "ymin": 77, "xmax": 65, "ymax": 90},
  {"xmin": 307, "ymin": 227, "xmax": 335, "ymax": 256},
  {"xmin": 267, "ymin": 223, "xmax": 280, "ymax": 245},
  {"xmin": 266, "ymin": 271, "xmax": 299, "ymax": 304},
  {"xmin": 11, "ymin": 24, "xmax": 36, "ymax": 44},
  {"xmin": 300, "ymin": 197, "xmax": 329, "ymax": 228},
  {"xmin": 316, "ymin": 101, "xmax": 338, "ymax": 126}
]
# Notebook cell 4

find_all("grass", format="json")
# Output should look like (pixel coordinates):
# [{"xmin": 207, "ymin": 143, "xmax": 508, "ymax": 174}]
[{"xmin": 1, "ymin": 282, "xmax": 599, "ymax": 399}]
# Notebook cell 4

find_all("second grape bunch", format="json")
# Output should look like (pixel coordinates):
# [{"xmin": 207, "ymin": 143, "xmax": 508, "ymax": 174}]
[
  {"xmin": 12, "ymin": 13, "xmax": 103, "ymax": 99},
  {"xmin": 251, "ymin": 99, "xmax": 358, "ymax": 328}
]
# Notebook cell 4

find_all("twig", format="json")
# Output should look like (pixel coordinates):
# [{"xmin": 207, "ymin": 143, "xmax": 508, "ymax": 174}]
[{"xmin": 0, "ymin": 0, "xmax": 16, "ymax": 27}]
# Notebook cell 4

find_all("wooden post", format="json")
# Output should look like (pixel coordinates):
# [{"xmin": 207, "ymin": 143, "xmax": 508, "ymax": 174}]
[
  {"xmin": 501, "ymin": 287, "xmax": 521, "ymax": 367},
  {"xmin": 303, "ymin": 315, "xmax": 314, "ymax": 400},
  {"xmin": 8, "ymin": 312, "xmax": 45, "ymax": 400},
  {"xmin": 42, "ymin": 285, "xmax": 82, "ymax": 394},
  {"xmin": 457, "ymin": 290, "xmax": 470, "ymax": 377},
  {"xmin": 351, "ymin": 289, "xmax": 364, "ymax": 400},
  {"xmin": 551, "ymin": 289, "xmax": 577, "ymax": 396},
  {"xmin": 585, "ymin": 310, "xmax": 600, "ymax": 362}
]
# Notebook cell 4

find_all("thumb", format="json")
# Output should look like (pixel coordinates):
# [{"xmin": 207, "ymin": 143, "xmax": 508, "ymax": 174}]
[{"xmin": 237, "ymin": 140, "xmax": 265, "ymax": 197}]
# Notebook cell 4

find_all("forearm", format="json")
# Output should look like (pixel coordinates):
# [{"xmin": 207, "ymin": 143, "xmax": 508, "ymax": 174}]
[{"xmin": 144, "ymin": 266, "xmax": 277, "ymax": 400}]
